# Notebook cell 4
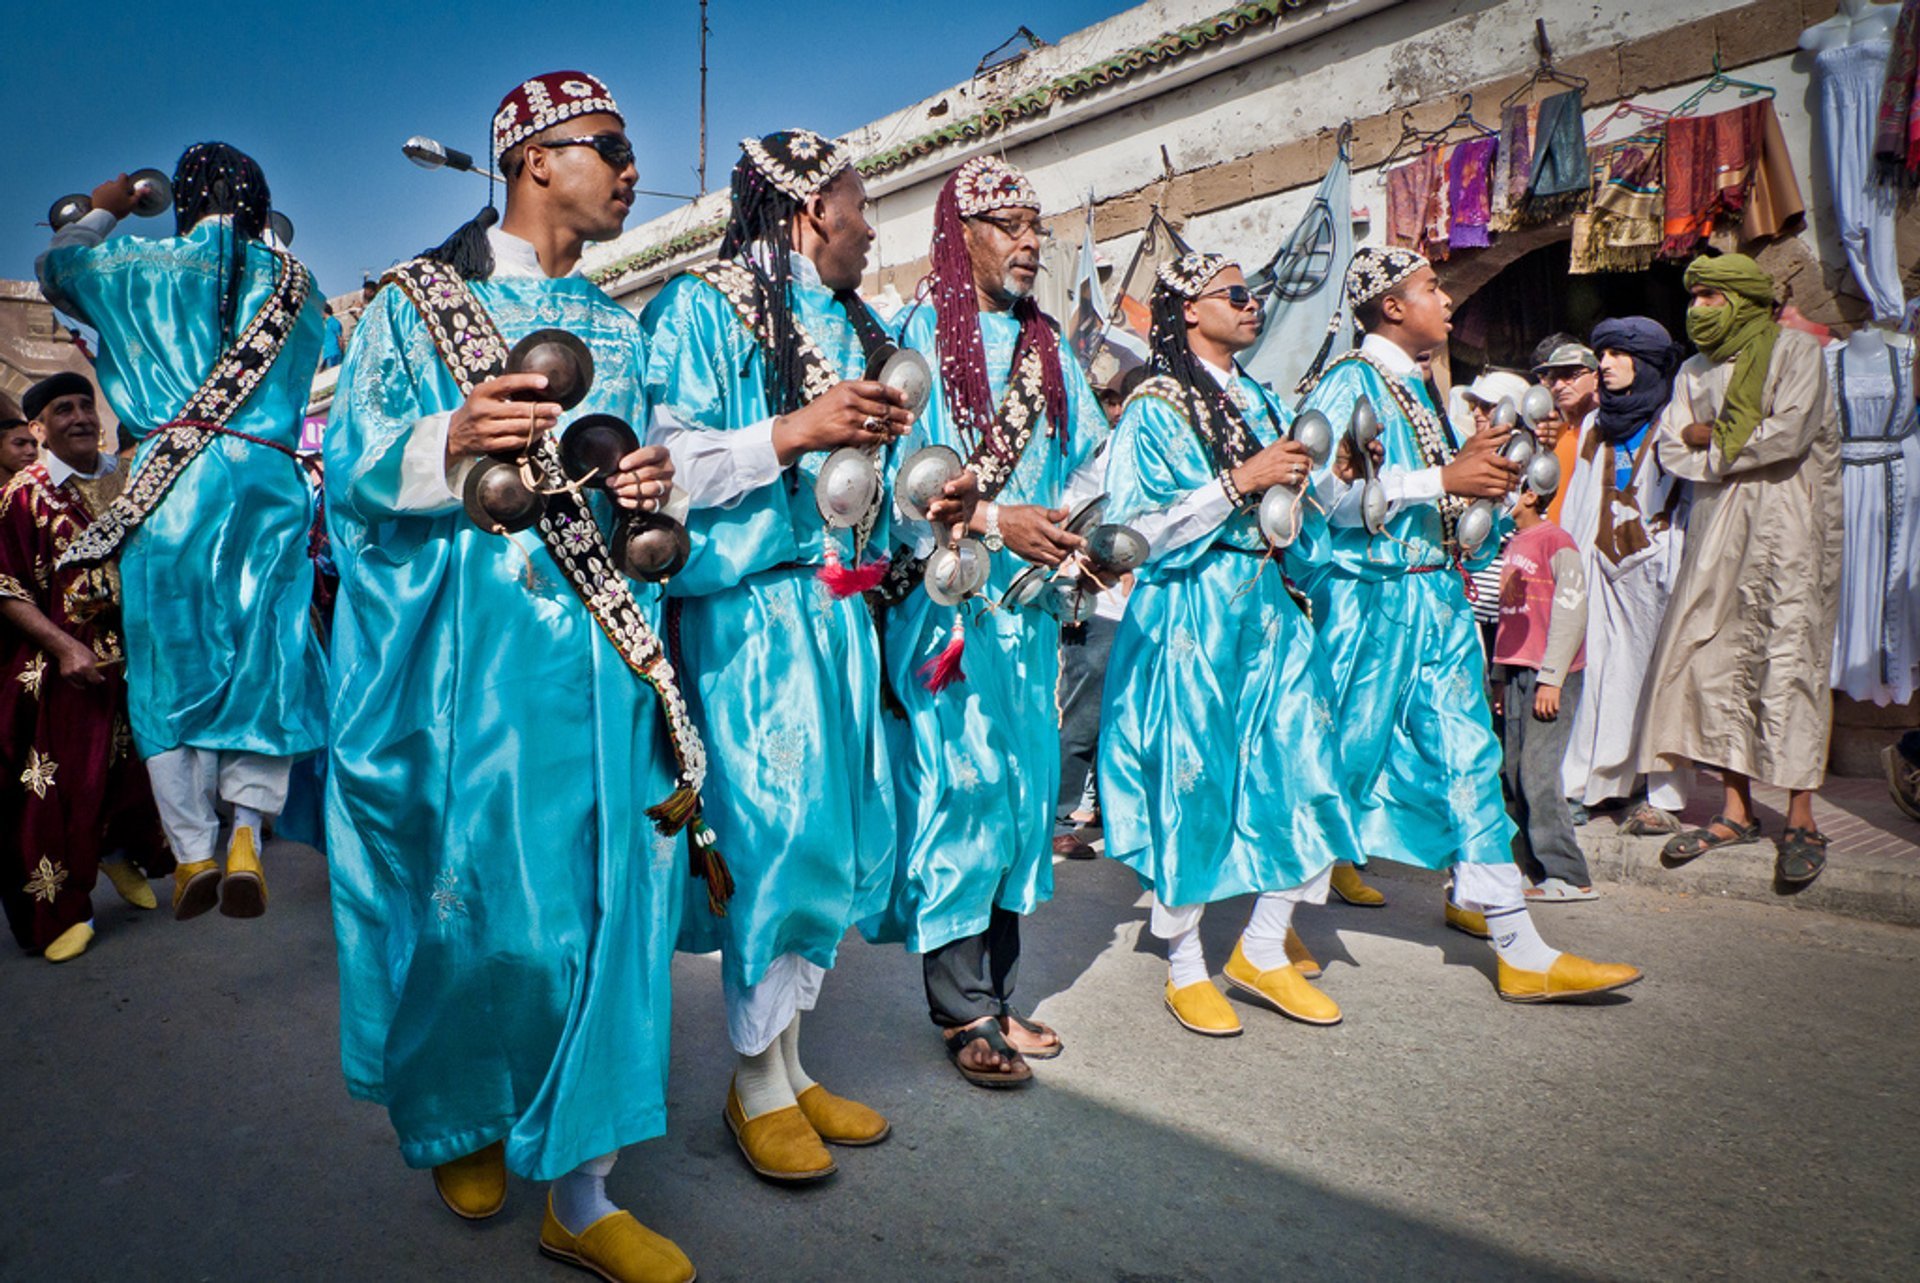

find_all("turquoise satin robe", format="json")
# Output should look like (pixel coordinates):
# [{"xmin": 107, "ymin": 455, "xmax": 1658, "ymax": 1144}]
[
  {"xmin": 324, "ymin": 272, "xmax": 681, "ymax": 1181},
  {"xmin": 863, "ymin": 305, "xmax": 1107, "ymax": 953},
  {"xmin": 639, "ymin": 268, "xmax": 894, "ymax": 991},
  {"xmin": 1295, "ymin": 356, "xmax": 1515, "ymax": 870},
  {"xmin": 1098, "ymin": 375, "xmax": 1359, "ymax": 907},
  {"xmin": 39, "ymin": 222, "xmax": 327, "ymax": 760}
]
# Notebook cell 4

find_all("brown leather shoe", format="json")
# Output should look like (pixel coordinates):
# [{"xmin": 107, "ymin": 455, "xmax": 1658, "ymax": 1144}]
[{"xmin": 1052, "ymin": 832, "xmax": 1096, "ymax": 860}]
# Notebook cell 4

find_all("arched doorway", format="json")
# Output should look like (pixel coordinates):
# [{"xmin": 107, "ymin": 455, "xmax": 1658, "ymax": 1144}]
[{"xmin": 1445, "ymin": 240, "xmax": 1690, "ymax": 379}]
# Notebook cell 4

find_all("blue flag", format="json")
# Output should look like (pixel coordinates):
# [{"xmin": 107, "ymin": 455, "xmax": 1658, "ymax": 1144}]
[{"xmin": 1241, "ymin": 134, "xmax": 1353, "ymax": 401}]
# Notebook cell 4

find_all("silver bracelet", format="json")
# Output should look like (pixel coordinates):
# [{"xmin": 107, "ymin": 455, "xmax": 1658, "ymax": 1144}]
[{"xmin": 983, "ymin": 501, "xmax": 1004, "ymax": 552}]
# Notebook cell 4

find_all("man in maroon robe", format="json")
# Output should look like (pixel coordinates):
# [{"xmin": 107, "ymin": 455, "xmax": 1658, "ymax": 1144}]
[{"xmin": 0, "ymin": 372, "xmax": 168, "ymax": 961}]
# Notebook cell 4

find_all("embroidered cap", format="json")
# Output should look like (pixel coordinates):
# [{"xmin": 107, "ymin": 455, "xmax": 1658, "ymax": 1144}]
[
  {"xmin": 740, "ymin": 129, "xmax": 852, "ymax": 203},
  {"xmin": 952, "ymin": 156, "xmax": 1040, "ymax": 218},
  {"xmin": 493, "ymin": 71, "xmax": 624, "ymax": 162},
  {"xmin": 1155, "ymin": 251, "xmax": 1234, "ymax": 299},
  {"xmin": 1344, "ymin": 246, "xmax": 1429, "ymax": 312}
]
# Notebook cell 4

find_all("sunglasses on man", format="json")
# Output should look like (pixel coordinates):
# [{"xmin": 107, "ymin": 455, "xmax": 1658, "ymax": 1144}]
[
  {"xmin": 534, "ymin": 132, "xmax": 635, "ymax": 172},
  {"xmin": 1196, "ymin": 284, "xmax": 1258, "ymax": 311}
]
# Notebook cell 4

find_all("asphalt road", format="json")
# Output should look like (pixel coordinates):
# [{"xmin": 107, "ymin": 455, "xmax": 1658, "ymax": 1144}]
[{"xmin": 5, "ymin": 845, "xmax": 1915, "ymax": 1282}]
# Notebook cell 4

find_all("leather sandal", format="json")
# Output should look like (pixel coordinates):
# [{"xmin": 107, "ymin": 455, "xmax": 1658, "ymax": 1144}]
[
  {"xmin": 1660, "ymin": 814, "xmax": 1762, "ymax": 865},
  {"xmin": 1774, "ymin": 827, "xmax": 1829, "ymax": 886},
  {"xmin": 942, "ymin": 1018, "xmax": 1031, "ymax": 1089},
  {"xmin": 1000, "ymin": 1013, "xmax": 1063, "ymax": 1060}
]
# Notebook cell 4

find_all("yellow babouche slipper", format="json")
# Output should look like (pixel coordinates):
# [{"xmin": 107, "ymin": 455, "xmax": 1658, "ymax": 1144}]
[
  {"xmin": 172, "ymin": 860, "xmax": 220, "ymax": 920},
  {"xmin": 795, "ymin": 1084, "xmax": 890, "ymax": 1146},
  {"xmin": 724, "ymin": 1080, "xmax": 835, "ymax": 1183},
  {"xmin": 101, "ymin": 859, "xmax": 157, "ymax": 910},
  {"xmin": 539, "ymin": 1194, "xmax": 696, "ymax": 1283},
  {"xmin": 1222, "ymin": 940, "xmax": 1342, "ymax": 1025},
  {"xmin": 44, "ymin": 921, "xmax": 95, "ymax": 963},
  {"xmin": 1164, "ymin": 979, "xmax": 1242, "ymax": 1037},
  {"xmin": 220, "ymin": 827, "xmax": 267, "ymax": 919},
  {"xmin": 432, "ymin": 1140, "xmax": 506, "ymax": 1220},
  {"xmin": 1329, "ymin": 862, "xmax": 1385, "ymax": 907},
  {"xmin": 1283, "ymin": 927, "xmax": 1322, "ymax": 979},
  {"xmin": 1444, "ymin": 899, "xmax": 1491, "ymax": 940},
  {"xmin": 1497, "ymin": 953, "xmax": 1643, "ymax": 1004}
]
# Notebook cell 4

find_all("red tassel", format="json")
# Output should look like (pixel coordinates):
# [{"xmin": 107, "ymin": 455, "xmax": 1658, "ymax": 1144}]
[
  {"xmin": 917, "ymin": 614, "xmax": 967, "ymax": 692},
  {"xmin": 816, "ymin": 548, "xmax": 891, "ymax": 598}
]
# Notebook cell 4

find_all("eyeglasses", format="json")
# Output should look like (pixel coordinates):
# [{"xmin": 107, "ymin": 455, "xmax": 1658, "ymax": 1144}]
[
  {"xmin": 1537, "ymin": 367, "xmax": 1592, "ymax": 385},
  {"xmin": 1195, "ymin": 285, "xmax": 1258, "ymax": 311},
  {"xmin": 533, "ymin": 132, "xmax": 636, "ymax": 172},
  {"xmin": 969, "ymin": 213, "xmax": 1051, "ymax": 243}
]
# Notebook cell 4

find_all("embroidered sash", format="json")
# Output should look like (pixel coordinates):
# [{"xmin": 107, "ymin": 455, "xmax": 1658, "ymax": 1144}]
[
  {"xmin": 961, "ymin": 340, "xmax": 1055, "ymax": 501},
  {"xmin": 58, "ymin": 248, "xmax": 311, "ymax": 570},
  {"xmin": 1306, "ymin": 351, "xmax": 1472, "ymax": 548},
  {"xmin": 387, "ymin": 257, "xmax": 731, "ymax": 911}
]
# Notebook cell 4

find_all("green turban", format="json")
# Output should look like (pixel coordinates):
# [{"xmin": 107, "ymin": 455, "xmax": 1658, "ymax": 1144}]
[{"xmin": 1682, "ymin": 253, "xmax": 1780, "ymax": 465}]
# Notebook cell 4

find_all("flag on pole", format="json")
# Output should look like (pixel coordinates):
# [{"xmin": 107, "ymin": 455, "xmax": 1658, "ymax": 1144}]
[
  {"xmin": 1067, "ymin": 194, "xmax": 1108, "ymax": 366},
  {"xmin": 1241, "ymin": 127, "xmax": 1354, "ymax": 400}
]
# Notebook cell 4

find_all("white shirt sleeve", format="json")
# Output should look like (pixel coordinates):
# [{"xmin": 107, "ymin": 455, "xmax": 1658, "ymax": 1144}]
[
  {"xmin": 1061, "ymin": 444, "xmax": 1108, "ymax": 510},
  {"xmin": 1129, "ymin": 479, "xmax": 1236, "ymax": 558},
  {"xmin": 648, "ymin": 405, "xmax": 782, "ymax": 510},
  {"xmin": 1324, "ymin": 463, "xmax": 1445, "ymax": 527},
  {"xmin": 394, "ymin": 411, "xmax": 476, "ymax": 512}
]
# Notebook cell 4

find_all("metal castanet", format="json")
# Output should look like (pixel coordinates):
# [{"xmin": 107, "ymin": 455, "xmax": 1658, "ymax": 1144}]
[
  {"xmin": 48, "ymin": 167, "xmax": 173, "ymax": 231},
  {"xmin": 1347, "ymin": 396, "xmax": 1388, "ymax": 535},
  {"xmin": 560, "ymin": 413, "xmax": 640, "ymax": 486},
  {"xmin": 816, "ymin": 446, "xmax": 882, "ymax": 529},
  {"xmin": 611, "ymin": 510, "xmax": 691, "ymax": 583},
  {"xmin": 894, "ymin": 445, "xmax": 965, "ymax": 522},
  {"xmin": 505, "ymin": 328, "xmax": 594, "ymax": 412},
  {"xmin": 923, "ymin": 537, "xmax": 990, "ymax": 606},
  {"xmin": 867, "ymin": 344, "xmax": 934, "ymax": 417},
  {"xmin": 463, "ymin": 457, "xmax": 545, "ymax": 534},
  {"xmin": 1083, "ymin": 523, "xmax": 1148, "ymax": 575}
]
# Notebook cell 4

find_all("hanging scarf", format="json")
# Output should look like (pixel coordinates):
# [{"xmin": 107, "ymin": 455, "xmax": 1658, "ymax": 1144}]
[
  {"xmin": 1489, "ymin": 101, "xmax": 1539, "ymax": 231},
  {"xmin": 1682, "ymin": 254, "xmax": 1780, "ymax": 466},
  {"xmin": 1590, "ymin": 316, "xmax": 1682, "ymax": 445},
  {"xmin": 1569, "ymin": 129, "xmax": 1665, "ymax": 274},
  {"xmin": 1524, "ymin": 90, "xmax": 1589, "ymax": 219},
  {"xmin": 1661, "ymin": 101, "xmax": 1765, "ymax": 258},
  {"xmin": 1874, "ymin": 0, "xmax": 1920, "ymax": 188},
  {"xmin": 1448, "ymin": 136, "xmax": 1498, "ymax": 249},
  {"xmin": 1386, "ymin": 146, "xmax": 1447, "ymax": 259}
]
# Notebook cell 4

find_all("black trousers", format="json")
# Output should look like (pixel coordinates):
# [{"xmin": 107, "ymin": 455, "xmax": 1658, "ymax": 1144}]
[{"xmin": 923, "ymin": 906, "xmax": 1022, "ymax": 1028}]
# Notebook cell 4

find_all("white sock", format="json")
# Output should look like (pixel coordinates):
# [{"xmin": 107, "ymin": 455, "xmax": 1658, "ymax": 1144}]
[
  {"xmin": 1238, "ymin": 891, "xmax": 1299, "ymax": 971},
  {"xmin": 1484, "ymin": 905, "xmax": 1560, "ymax": 971},
  {"xmin": 232, "ymin": 806, "xmax": 264, "ymax": 837},
  {"xmin": 550, "ymin": 1151, "xmax": 620, "ymax": 1236},
  {"xmin": 1166, "ymin": 924, "xmax": 1209, "ymax": 989},
  {"xmin": 779, "ymin": 1014, "xmax": 817, "ymax": 1095},
  {"xmin": 734, "ymin": 1042, "xmax": 797, "ymax": 1120}
]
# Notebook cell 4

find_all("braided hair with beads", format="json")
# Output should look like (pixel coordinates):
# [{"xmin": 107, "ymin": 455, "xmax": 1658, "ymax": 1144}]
[
  {"xmin": 1146, "ymin": 253, "xmax": 1260, "ymax": 477},
  {"xmin": 171, "ymin": 142, "xmax": 273, "ymax": 347}
]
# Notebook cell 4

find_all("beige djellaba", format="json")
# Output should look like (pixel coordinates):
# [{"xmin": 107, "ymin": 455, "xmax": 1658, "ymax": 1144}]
[{"xmin": 1636, "ymin": 326, "xmax": 1843, "ymax": 792}]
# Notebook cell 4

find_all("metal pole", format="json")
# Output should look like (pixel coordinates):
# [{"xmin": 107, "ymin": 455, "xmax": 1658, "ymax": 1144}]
[{"xmin": 698, "ymin": 0, "xmax": 710, "ymax": 195}]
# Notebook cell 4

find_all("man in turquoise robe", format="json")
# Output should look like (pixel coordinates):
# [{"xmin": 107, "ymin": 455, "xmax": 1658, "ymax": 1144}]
[
  {"xmin": 326, "ymin": 72, "xmax": 701, "ymax": 1283},
  {"xmin": 37, "ymin": 143, "xmax": 328, "ymax": 922},
  {"xmin": 643, "ymin": 130, "xmax": 968, "ymax": 1181},
  {"xmin": 1099, "ymin": 251, "xmax": 1357, "ymax": 1038},
  {"xmin": 866, "ymin": 157, "xmax": 1107, "ymax": 1087},
  {"xmin": 1297, "ymin": 246, "xmax": 1641, "ymax": 1004}
]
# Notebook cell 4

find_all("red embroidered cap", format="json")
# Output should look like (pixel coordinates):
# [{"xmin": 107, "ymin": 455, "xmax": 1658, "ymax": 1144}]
[{"xmin": 493, "ymin": 71, "xmax": 624, "ymax": 161}]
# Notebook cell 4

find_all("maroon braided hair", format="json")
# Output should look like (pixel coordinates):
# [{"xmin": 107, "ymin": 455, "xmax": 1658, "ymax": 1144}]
[{"xmin": 927, "ymin": 176, "xmax": 1069, "ymax": 457}]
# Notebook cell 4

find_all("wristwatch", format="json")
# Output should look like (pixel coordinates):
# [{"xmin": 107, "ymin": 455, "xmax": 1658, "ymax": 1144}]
[{"xmin": 983, "ymin": 501, "xmax": 1004, "ymax": 552}]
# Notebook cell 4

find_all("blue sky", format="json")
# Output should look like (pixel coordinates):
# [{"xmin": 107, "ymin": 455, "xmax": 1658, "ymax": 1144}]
[{"xmin": 6, "ymin": 0, "xmax": 1124, "ymax": 298}]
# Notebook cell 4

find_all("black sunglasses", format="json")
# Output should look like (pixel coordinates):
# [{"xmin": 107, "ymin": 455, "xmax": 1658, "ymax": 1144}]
[
  {"xmin": 1195, "ymin": 284, "xmax": 1257, "ymax": 310},
  {"xmin": 970, "ymin": 213, "xmax": 1051, "ymax": 243},
  {"xmin": 534, "ymin": 132, "xmax": 635, "ymax": 172}
]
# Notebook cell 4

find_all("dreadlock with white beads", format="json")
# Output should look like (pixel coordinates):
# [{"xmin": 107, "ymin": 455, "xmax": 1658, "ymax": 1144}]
[
  {"xmin": 1146, "ymin": 251, "xmax": 1261, "ymax": 476},
  {"xmin": 171, "ymin": 142, "xmax": 272, "ymax": 346}
]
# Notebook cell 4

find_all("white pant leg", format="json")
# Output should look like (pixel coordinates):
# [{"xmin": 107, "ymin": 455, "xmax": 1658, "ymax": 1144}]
[
  {"xmin": 1450, "ymin": 860, "xmax": 1526, "ymax": 914},
  {"xmin": 1647, "ymin": 768, "xmax": 1690, "ymax": 815},
  {"xmin": 1153, "ymin": 896, "xmax": 1209, "ymax": 987},
  {"xmin": 1148, "ymin": 896, "xmax": 1205, "ymax": 941},
  {"xmin": 724, "ymin": 953, "xmax": 825, "ymax": 1056},
  {"xmin": 216, "ymin": 753, "xmax": 293, "ymax": 816},
  {"xmin": 145, "ymin": 747, "xmax": 221, "ymax": 861}
]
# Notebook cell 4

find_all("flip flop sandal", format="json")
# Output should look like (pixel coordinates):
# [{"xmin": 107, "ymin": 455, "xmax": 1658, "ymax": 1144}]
[
  {"xmin": 942, "ymin": 1019, "xmax": 1032, "ymax": 1089},
  {"xmin": 1002, "ymin": 1014, "xmax": 1063, "ymax": 1060},
  {"xmin": 1774, "ymin": 827, "xmax": 1829, "ymax": 886},
  {"xmin": 1524, "ymin": 878, "xmax": 1598, "ymax": 902},
  {"xmin": 1622, "ymin": 803, "xmax": 1683, "ymax": 836},
  {"xmin": 1660, "ymin": 814, "xmax": 1762, "ymax": 865}
]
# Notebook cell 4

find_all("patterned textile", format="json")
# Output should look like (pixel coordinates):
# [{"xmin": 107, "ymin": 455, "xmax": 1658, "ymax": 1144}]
[
  {"xmin": 1385, "ymin": 146, "xmax": 1448, "ymax": 259},
  {"xmin": 493, "ymin": 70, "xmax": 622, "ymax": 160},
  {"xmin": 1448, "ymin": 136, "xmax": 1499, "ymax": 250},
  {"xmin": 1569, "ymin": 130, "xmax": 1666, "ymax": 274},
  {"xmin": 1526, "ymin": 90, "xmax": 1590, "ymax": 218},
  {"xmin": 1661, "ymin": 101, "xmax": 1768, "ymax": 258},
  {"xmin": 1155, "ymin": 250, "xmax": 1232, "ymax": 298},
  {"xmin": 1490, "ymin": 102, "xmax": 1540, "ymax": 231},
  {"xmin": 740, "ymin": 129, "xmax": 851, "ymax": 203},
  {"xmin": 1343, "ymin": 246, "xmax": 1429, "ymax": 312},
  {"xmin": 1874, "ymin": 0, "xmax": 1920, "ymax": 187},
  {"xmin": 952, "ymin": 156, "xmax": 1040, "ymax": 216}
]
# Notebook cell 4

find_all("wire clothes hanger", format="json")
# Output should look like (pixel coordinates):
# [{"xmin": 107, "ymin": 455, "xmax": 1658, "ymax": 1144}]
[
  {"xmin": 1382, "ymin": 93, "xmax": 1497, "ymax": 168},
  {"xmin": 1501, "ymin": 19, "xmax": 1590, "ymax": 110},
  {"xmin": 1585, "ymin": 100, "xmax": 1671, "ymax": 144},
  {"xmin": 1672, "ymin": 52, "xmax": 1777, "ymax": 116}
]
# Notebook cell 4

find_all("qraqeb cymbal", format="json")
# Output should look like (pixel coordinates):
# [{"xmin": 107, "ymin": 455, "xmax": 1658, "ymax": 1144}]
[{"xmin": 505, "ymin": 329, "xmax": 594, "ymax": 411}]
